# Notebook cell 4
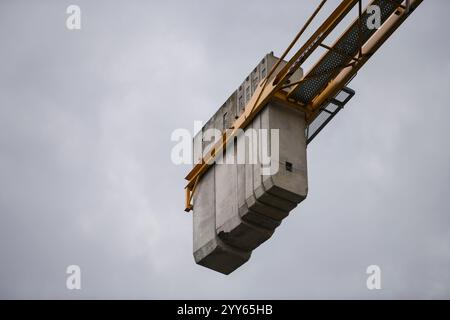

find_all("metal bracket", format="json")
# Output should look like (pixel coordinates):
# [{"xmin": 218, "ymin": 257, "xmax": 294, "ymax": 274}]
[{"xmin": 306, "ymin": 86, "xmax": 355, "ymax": 145}]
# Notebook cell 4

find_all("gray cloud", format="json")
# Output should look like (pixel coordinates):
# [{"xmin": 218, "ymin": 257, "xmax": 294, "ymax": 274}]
[{"xmin": 0, "ymin": 0, "xmax": 449, "ymax": 299}]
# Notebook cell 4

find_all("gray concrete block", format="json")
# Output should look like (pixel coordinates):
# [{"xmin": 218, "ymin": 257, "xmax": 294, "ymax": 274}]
[
  {"xmin": 236, "ymin": 124, "xmax": 287, "ymax": 230},
  {"xmin": 259, "ymin": 102, "xmax": 308, "ymax": 204},
  {"xmin": 193, "ymin": 146, "xmax": 277, "ymax": 273},
  {"xmin": 193, "ymin": 130, "xmax": 203, "ymax": 165},
  {"xmin": 238, "ymin": 205, "xmax": 281, "ymax": 230},
  {"xmin": 194, "ymin": 238, "xmax": 251, "ymax": 275},
  {"xmin": 217, "ymin": 215, "xmax": 273, "ymax": 252},
  {"xmin": 254, "ymin": 184, "xmax": 298, "ymax": 211},
  {"xmin": 193, "ymin": 165, "xmax": 216, "ymax": 254},
  {"xmin": 238, "ymin": 152, "xmax": 281, "ymax": 230},
  {"xmin": 251, "ymin": 110, "xmax": 297, "ymax": 212},
  {"xmin": 191, "ymin": 53, "xmax": 308, "ymax": 274},
  {"xmin": 243, "ymin": 116, "xmax": 289, "ymax": 222},
  {"xmin": 215, "ymin": 152, "xmax": 276, "ymax": 252},
  {"xmin": 193, "ymin": 165, "xmax": 250, "ymax": 275},
  {"xmin": 215, "ymin": 162, "xmax": 238, "ymax": 232},
  {"xmin": 244, "ymin": 192, "xmax": 289, "ymax": 221}
]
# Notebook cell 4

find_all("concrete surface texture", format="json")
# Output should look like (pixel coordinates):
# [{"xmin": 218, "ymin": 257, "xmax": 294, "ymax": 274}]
[
  {"xmin": 191, "ymin": 53, "xmax": 308, "ymax": 274},
  {"xmin": 193, "ymin": 102, "xmax": 308, "ymax": 274}
]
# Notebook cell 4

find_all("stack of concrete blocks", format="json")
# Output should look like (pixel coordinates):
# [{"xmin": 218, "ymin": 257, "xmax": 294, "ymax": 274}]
[{"xmin": 192, "ymin": 53, "xmax": 308, "ymax": 274}]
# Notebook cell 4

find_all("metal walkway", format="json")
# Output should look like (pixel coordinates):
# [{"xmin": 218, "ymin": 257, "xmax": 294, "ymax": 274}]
[{"xmin": 289, "ymin": 0, "xmax": 404, "ymax": 104}]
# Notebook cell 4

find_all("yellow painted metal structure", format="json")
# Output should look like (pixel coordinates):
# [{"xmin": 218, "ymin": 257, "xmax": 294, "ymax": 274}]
[{"xmin": 184, "ymin": 0, "xmax": 423, "ymax": 212}]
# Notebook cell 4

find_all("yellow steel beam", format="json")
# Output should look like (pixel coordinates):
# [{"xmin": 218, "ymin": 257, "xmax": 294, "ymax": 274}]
[
  {"xmin": 305, "ymin": 0, "xmax": 423, "ymax": 124},
  {"xmin": 272, "ymin": 0, "xmax": 360, "ymax": 87},
  {"xmin": 184, "ymin": 1, "xmax": 359, "ymax": 212},
  {"xmin": 183, "ymin": 0, "xmax": 423, "ymax": 212},
  {"xmin": 286, "ymin": 0, "xmax": 377, "ymax": 104}
]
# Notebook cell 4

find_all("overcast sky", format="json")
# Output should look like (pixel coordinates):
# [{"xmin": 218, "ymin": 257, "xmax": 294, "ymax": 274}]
[{"xmin": 0, "ymin": 0, "xmax": 449, "ymax": 299}]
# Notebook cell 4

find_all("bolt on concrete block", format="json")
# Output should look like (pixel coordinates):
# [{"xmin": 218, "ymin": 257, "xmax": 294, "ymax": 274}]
[
  {"xmin": 259, "ymin": 102, "xmax": 308, "ymax": 204},
  {"xmin": 249, "ymin": 110, "xmax": 298, "ymax": 213}
]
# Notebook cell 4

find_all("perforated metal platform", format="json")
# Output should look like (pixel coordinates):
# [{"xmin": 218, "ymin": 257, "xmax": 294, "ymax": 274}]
[{"xmin": 290, "ymin": 0, "xmax": 403, "ymax": 104}]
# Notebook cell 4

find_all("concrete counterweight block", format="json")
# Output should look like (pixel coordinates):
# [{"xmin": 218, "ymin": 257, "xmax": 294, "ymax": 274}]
[
  {"xmin": 244, "ymin": 111, "xmax": 295, "ymax": 221},
  {"xmin": 217, "ymin": 219, "xmax": 273, "ymax": 252},
  {"xmin": 193, "ymin": 165, "xmax": 251, "ymax": 275},
  {"xmin": 191, "ymin": 53, "xmax": 309, "ymax": 274},
  {"xmin": 255, "ymin": 103, "xmax": 308, "ymax": 211},
  {"xmin": 193, "ymin": 102, "xmax": 308, "ymax": 274},
  {"xmin": 237, "ymin": 162, "xmax": 282, "ymax": 231},
  {"xmin": 239, "ymin": 116, "xmax": 288, "ymax": 225},
  {"xmin": 215, "ymin": 155, "xmax": 275, "ymax": 252}
]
